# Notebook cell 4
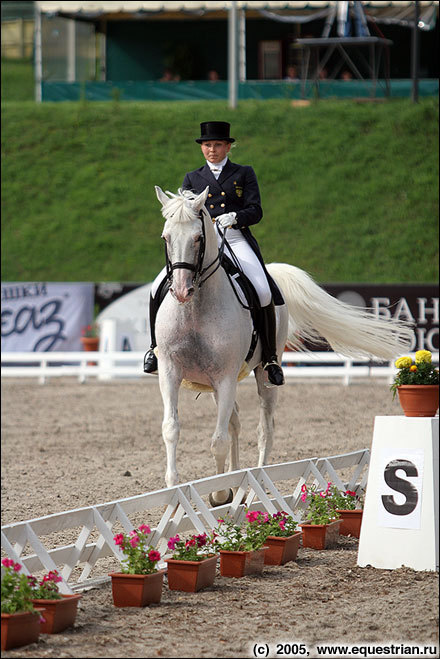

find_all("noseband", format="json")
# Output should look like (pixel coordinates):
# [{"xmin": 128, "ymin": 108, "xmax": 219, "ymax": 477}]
[{"xmin": 164, "ymin": 211, "xmax": 225, "ymax": 289}]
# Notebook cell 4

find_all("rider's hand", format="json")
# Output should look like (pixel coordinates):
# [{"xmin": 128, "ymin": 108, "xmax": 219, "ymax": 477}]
[{"xmin": 216, "ymin": 212, "xmax": 237, "ymax": 229}]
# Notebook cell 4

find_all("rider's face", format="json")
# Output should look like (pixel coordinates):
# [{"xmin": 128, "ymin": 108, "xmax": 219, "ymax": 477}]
[{"xmin": 200, "ymin": 140, "xmax": 231, "ymax": 163}]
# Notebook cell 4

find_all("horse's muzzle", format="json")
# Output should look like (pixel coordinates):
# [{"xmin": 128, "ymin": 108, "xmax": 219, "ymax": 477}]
[{"xmin": 170, "ymin": 281, "xmax": 195, "ymax": 304}]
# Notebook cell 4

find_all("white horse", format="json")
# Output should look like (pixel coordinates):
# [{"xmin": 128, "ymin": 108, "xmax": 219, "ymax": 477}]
[{"xmin": 154, "ymin": 185, "xmax": 413, "ymax": 505}]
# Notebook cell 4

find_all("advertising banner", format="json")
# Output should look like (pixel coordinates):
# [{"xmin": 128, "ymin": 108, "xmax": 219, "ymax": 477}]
[
  {"xmin": 94, "ymin": 282, "xmax": 439, "ymax": 353},
  {"xmin": 1, "ymin": 282, "xmax": 95, "ymax": 352}
]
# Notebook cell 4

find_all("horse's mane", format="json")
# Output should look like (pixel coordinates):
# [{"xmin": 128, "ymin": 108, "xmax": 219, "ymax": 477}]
[{"xmin": 160, "ymin": 189, "xmax": 201, "ymax": 224}]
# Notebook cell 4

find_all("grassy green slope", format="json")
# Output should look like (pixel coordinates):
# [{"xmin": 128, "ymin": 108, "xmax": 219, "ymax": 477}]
[{"xmin": 1, "ymin": 93, "xmax": 438, "ymax": 283}]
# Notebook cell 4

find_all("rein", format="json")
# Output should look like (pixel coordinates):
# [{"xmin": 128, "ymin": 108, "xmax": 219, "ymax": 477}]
[{"xmin": 165, "ymin": 211, "xmax": 226, "ymax": 289}]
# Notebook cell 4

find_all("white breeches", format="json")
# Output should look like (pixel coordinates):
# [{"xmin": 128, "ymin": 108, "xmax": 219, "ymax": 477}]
[{"xmin": 152, "ymin": 226, "xmax": 272, "ymax": 307}]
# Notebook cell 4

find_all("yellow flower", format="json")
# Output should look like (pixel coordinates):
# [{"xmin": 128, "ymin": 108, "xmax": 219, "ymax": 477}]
[
  {"xmin": 415, "ymin": 350, "xmax": 432, "ymax": 364},
  {"xmin": 395, "ymin": 357, "xmax": 412, "ymax": 369},
  {"xmin": 410, "ymin": 365, "xmax": 418, "ymax": 372}
]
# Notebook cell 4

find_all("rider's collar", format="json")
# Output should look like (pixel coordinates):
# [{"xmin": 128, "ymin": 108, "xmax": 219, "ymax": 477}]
[{"xmin": 206, "ymin": 156, "xmax": 229, "ymax": 172}]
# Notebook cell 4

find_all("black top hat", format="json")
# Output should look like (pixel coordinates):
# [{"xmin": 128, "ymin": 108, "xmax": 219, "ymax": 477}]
[{"xmin": 196, "ymin": 121, "xmax": 235, "ymax": 144}]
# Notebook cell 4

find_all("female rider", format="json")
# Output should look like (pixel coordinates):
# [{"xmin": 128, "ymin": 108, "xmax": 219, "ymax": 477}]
[{"xmin": 143, "ymin": 121, "xmax": 284, "ymax": 387}]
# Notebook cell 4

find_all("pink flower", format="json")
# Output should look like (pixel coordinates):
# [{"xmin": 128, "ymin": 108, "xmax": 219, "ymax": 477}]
[
  {"xmin": 114, "ymin": 533, "xmax": 124, "ymax": 546},
  {"xmin": 196, "ymin": 533, "xmax": 208, "ymax": 547},
  {"xmin": 346, "ymin": 490, "xmax": 356, "ymax": 497},
  {"xmin": 167, "ymin": 535, "xmax": 180, "ymax": 550},
  {"xmin": 138, "ymin": 524, "xmax": 151, "ymax": 534},
  {"xmin": 129, "ymin": 534, "xmax": 140, "ymax": 548},
  {"xmin": 185, "ymin": 537, "xmax": 196, "ymax": 548},
  {"xmin": 301, "ymin": 484, "xmax": 307, "ymax": 493},
  {"xmin": 246, "ymin": 510, "xmax": 259, "ymax": 523},
  {"xmin": 301, "ymin": 493, "xmax": 307, "ymax": 502},
  {"xmin": 13, "ymin": 562, "xmax": 22, "ymax": 572},
  {"xmin": 148, "ymin": 550, "xmax": 161, "ymax": 562},
  {"xmin": 279, "ymin": 519, "xmax": 286, "ymax": 530},
  {"xmin": 2, "ymin": 558, "xmax": 15, "ymax": 569},
  {"xmin": 319, "ymin": 492, "xmax": 326, "ymax": 498}
]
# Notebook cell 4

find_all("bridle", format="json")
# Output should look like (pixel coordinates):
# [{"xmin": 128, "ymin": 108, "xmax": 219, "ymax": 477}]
[{"xmin": 164, "ymin": 210, "xmax": 226, "ymax": 289}]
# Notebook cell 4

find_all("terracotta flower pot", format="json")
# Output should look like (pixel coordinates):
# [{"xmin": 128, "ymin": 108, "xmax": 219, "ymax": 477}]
[
  {"xmin": 219, "ymin": 547, "xmax": 267, "ymax": 578},
  {"xmin": 397, "ymin": 385, "xmax": 439, "ymax": 417},
  {"xmin": 1, "ymin": 610, "xmax": 43, "ymax": 651},
  {"xmin": 335, "ymin": 510, "xmax": 363, "ymax": 538},
  {"xmin": 31, "ymin": 593, "xmax": 81, "ymax": 634},
  {"xmin": 80, "ymin": 336, "xmax": 99, "ymax": 365},
  {"xmin": 108, "ymin": 570, "xmax": 165, "ymax": 607},
  {"xmin": 299, "ymin": 520, "xmax": 341, "ymax": 549},
  {"xmin": 165, "ymin": 555, "xmax": 218, "ymax": 592},
  {"xmin": 263, "ymin": 532, "xmax": 302, "ymax": 565}
]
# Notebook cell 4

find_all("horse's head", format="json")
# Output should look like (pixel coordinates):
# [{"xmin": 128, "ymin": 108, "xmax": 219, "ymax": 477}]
[{"xmin": 155, "ymin": 185, "xmax": 210, "ymax": 303}]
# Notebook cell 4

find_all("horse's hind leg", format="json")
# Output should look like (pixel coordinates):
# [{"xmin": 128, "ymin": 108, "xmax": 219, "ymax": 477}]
[{"xmin": 254, "ymin": 364, "xmax": 278, "ymax": 466}]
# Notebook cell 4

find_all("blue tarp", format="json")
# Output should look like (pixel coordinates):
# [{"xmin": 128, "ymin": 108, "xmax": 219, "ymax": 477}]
[{"xmin": 41, "ymin": 79, "xmax": 439, "ymax": 102}]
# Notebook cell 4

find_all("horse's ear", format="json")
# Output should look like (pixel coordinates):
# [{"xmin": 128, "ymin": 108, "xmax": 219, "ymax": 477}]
[
  {"xmin": 155, "ymin": 186, "xmax": 169, "ymax": 208},
  {"xmin": 192, "ymin": 186, "xmax": 210, "ymax": 211}
]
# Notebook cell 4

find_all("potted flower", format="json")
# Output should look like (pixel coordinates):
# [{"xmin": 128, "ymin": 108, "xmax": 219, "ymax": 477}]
[
  {"xmin": 1, "ymin": 559, "xmax": 43, "ymax": 651},
  {"xmin": 328, "ymin": 485, "xmax": 364, "ymax": 539},
  {"xmin": 165, "ymin": 532, "xmax": 218, "ymax": 592},
  {"xmin": 213, "ymin": 511, "xmax": 269, "ymax": 577},
  {"xmin": 108, "ymin": 524, "xmax": 164, "ymax": 607},
  {"xmin": 30, "ymin": 569, "xmax": 81, "ymax": 634},
  {"xmin": 390, "ymin": 350, "xmax": 439, "ymax": 417},
  {"xmin": 254, "ymin": 510, "xmax": 301, "ymax": 565},
  {"xmin": 299, "ymin": 482, "xmax": 341, "ymax": 549},
  {"xmin": 80, "ymin": 323, "xmax": 100, "ymax": 364}
]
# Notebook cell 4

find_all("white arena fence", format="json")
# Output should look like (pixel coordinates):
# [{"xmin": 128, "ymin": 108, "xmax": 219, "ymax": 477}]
[
  {"xmin": 1, "ymin": 450, "xmax": 370, "ymax": 593},
  {"xmin": 3, "ymin": 351, "xmax": 437, "ymax": 385}
]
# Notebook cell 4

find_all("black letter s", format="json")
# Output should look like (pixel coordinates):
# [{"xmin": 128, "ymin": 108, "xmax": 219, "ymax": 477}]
[{"xmin": 381, "ymin": 459, "xmax": 418, "ymax": 515}]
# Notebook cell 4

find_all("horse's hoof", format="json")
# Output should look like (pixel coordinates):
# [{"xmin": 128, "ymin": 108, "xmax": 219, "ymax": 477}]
[{"xmin": 209, "ymin": 489, "xmax": 233, "ymax": 507}]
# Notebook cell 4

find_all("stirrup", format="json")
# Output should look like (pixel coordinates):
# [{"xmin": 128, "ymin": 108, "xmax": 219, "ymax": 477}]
[{"xmin": 143, "ymin": 349, "xmax": 158, "ymax": 374}]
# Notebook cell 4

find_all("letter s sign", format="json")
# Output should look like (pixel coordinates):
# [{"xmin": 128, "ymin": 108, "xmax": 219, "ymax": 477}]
[
  {"xmin": 378, "ymin": 449, "xmax": 424, "ymax": 529},
  {"xmin": 382, "ymin": 459, "xmax": 418, "ymax": 515}
]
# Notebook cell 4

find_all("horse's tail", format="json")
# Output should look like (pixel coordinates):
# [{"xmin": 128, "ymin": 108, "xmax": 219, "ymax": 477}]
[{"xmin": 267, "ymin": 262, "xmax": 414, "ymax": 360}]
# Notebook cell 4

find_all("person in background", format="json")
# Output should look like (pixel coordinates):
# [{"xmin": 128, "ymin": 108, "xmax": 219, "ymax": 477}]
[
  {"xmin": 143, "ymin": 121, "xmax": 285, "ymax": 387},
  {"xmin": 159, "ymin": 68, "xmax": 174, "ymax": 82},
  {"xmin": 284, "ymin": 65, "xmax": 299, "ymax": 81},
  {"xmin": 208, "ymin": 69, "xmax": 220, "ymax": 82}
]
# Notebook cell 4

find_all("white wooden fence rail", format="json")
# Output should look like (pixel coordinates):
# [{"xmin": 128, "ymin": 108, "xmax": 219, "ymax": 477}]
[
  {"xmin": 1, "ymin": 450, "xmax": 370, "ymax": 593},
  {"xmin": 3, "ymin": 352, "xmax": 435, "ymax": 385}
]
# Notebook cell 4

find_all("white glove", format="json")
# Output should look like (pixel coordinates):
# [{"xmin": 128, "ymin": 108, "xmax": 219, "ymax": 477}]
[{"xmin": 216, "ymin": 212, "xmax": 237, "ymax": 229}]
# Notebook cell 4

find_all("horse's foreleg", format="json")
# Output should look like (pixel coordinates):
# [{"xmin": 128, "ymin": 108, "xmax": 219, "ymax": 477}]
[
  {"xmin": 254, "ymin": 365, "xmax": 278, "ymax": 466},
  {"xmin": 229, "ymin": 401, "xmax": 240, "ymax": 472},
  {"xmin": 158, "ymin": 365, "xmax": 182, "ymax": 488},
  {"xmin": 209, "ymin": 381, "xmax": 237, "ymax": 506}
]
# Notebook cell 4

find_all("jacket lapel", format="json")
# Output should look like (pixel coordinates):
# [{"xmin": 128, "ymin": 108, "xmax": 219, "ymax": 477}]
[
  {"xmin": 199, "ymin": 163, "xmax": 217, "ymax": 183},
  {"xmin": 218, "ymin": 160, "xmax": 239, "ymax": 184}
]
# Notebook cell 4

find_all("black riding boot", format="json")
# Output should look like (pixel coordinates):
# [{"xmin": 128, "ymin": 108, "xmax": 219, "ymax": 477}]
[
  {"xmin": 143, "ymin": 292, "xmax": 160, "ymax": 374},
  {"xmin": 260, "ymin": 301, "xmax": 285, "ymax": 386}
]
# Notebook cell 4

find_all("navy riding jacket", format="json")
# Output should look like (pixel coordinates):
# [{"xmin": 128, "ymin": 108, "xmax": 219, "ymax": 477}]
[{"xmin": 181, "ymin": 160, "xmax": 283, "ymax": 305}]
